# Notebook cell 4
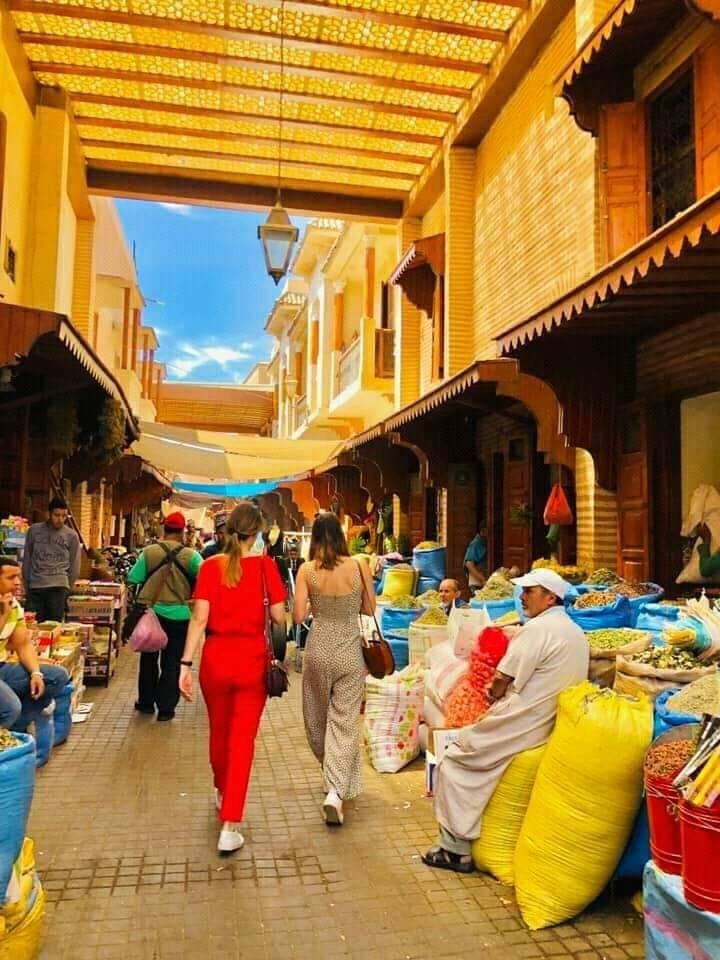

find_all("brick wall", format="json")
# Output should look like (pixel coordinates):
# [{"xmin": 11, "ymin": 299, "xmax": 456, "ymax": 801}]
[
  {"xmin": 395, "ymin": 217, "xmax": 422, "ymax": 408},
  {"xmin": 71, "ymin": 217, "xmax": 96, "ymax": 343},
  {"xmin": 575, "ymin": 448, "xmax": 618, "ymax": 571},
  {"xmin": 445, "ymin": 148, "xmax": 476, "ymax": 375},
  {"xmin": 473, "ymin": 12, "xmax": 597, "ymax": 357}
]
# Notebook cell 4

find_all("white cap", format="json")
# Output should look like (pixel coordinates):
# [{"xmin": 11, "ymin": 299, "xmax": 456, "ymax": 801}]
[{"xmin": 512, "ymin": 569, "xmax": 571, "ymax": 600}]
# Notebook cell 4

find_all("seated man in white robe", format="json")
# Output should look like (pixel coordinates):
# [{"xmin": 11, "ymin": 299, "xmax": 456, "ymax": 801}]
[{"xmin": 423, "ymin": 569, "xmax": 589, "ymax": 873}]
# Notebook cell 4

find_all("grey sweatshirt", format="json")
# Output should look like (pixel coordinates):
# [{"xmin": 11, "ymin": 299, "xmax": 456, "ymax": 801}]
[{"xmin": 22, "ymin": 522, "xmax": 81, "ymax": 590}]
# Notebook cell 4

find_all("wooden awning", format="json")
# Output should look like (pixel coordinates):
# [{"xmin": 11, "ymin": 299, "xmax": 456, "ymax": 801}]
[
  {"xmin": 0, "ymin": 303, "xmax": 138, "ymax": 438},
  {"xmin": 389, "ymin": 233, "xmax": 445, "ymax": 316},
  {"xmin": 557, "ymin": 0, "xmax": 688, "ymax": 134},
  {"xmin": 497, "ymin": 187, "xmax": 720, "ymax": 354}
]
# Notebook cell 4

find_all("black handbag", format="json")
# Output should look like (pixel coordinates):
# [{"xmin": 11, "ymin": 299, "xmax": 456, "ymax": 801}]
[{"xmin": 261, "ymin": 561, "xmax": 289, "ymax": 699}]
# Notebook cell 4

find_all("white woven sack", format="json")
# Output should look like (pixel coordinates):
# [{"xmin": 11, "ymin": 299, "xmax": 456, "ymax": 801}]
[
  {"xmin": 409, "ymin": 622, "xmax": 448, "ymax": 667},
  {"xmin": 363, "ymin": 666, "xmax": 425, "ymax": 773}
]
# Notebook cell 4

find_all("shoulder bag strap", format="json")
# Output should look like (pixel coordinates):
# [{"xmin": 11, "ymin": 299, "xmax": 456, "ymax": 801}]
[
  {"xmin": 144, "ymin": 547, "xmax": 177, "ymax": 607},
  {"xmin": 166, "ymin": 545, "xmax": 194, "ymax": 592},
  {"xmin": 259, "ymin": 558, "xmax": 274, "ymax": 658},
  {"xmin": 357, "ymin": 564, "xmax": 383, "ymax": 637}
]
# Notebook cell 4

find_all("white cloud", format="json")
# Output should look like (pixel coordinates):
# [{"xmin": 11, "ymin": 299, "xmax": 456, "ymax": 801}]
[
  {"xmin": 159, "ymin": 203, "xmax": 193, "ymax": 216},
  {"xmin": 166, "ymin": 342, "xmax": 254, "ymax": 379}
]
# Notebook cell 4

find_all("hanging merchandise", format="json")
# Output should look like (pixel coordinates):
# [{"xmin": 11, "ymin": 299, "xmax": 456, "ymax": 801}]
[
  {"xmin": 543, "ymin": 483, "xmax": 573, "ymax": 526},
  {"xmin": 514, "ymin": 683, "xmax": 652, "ymax": 930},
  {"xmin": 472, "ymin": 744, "xmax": 546, "ymax": 886}
]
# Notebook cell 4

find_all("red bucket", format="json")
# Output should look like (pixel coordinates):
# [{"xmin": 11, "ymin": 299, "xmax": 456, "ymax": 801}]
[
  {"xmin": 680, "ymin": 799, "xmax": 720, "ymax": 913},
  {"xmin": 646, "ymin": 773, "xmax": 683, "ymax": 875}
]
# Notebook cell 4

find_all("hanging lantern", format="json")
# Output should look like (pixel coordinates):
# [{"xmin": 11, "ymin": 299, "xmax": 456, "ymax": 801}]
[{"xmin": 258, "ymin": 199, "xmax": 299, "ymax": 285}]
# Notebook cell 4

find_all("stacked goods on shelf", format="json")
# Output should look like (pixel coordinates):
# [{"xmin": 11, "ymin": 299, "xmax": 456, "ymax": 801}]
[
  {"xmin": 0, "ymin": 838, "xmax": 45, "ymax": 960},
  {"xmin": 0, "ymin": 517, "xmax": 28, "ymax": 556},
  {"xmin": 514, "ymin": 683, "xmax": 652, "ymax": 929},
  {"xmin": 68, "ymin": 582, "xmax": 125, "ymax": 685}
]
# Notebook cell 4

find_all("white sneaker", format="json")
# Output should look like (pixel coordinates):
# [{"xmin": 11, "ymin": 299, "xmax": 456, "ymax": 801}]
[
  {"xmin": 214, "ymin": 789, "xmax": 222, "ymax": 811},
  {"xmin": 322, "ymin": 792, "xmax": 344, "ymax": 826},
  {"xmin": 217, "ymin": 822, "xmax": 244, "ymax": 855}
]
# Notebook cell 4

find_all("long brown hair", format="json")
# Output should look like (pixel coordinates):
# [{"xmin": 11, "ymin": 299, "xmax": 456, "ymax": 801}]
[
  {"xmin": 309, "ymin": 513, "xmax": 349, "ymax": 570},
  {"xmin": 222, "ymin": 501, "xmax": 264, "ymax": 587}
]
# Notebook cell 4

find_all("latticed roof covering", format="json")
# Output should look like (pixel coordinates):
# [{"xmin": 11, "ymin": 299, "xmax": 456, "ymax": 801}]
[{"xmin": 10, "ymin": 0, "xmax": 526, "ymax": 207}]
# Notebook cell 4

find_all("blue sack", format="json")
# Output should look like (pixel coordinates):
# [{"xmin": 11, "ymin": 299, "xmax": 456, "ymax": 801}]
[
  {"xmin": 469, "ymin": 597, "xmax": 515, "ymax": 619},
  {"xmin": 387, "ymin": 636, "xmax": 409, "ymax": 670},
  {"xmin": 615, "ymin": 804, "xmax": 650, "ymax": 880},
  {"xmin": 33, "ymin": 704, "xmax": 55, "ymax": 768},
  {"xmin": 0, "ymin": 733, "xmax": 35, "ymax": 896},
  {"xmin": 53, "ymin": 682, "xmax": 74, "ymax": 746},
  {"xmin": 566, "ymin": 593, "xmax": 631, "ymax": 631},
  {"xmin": 627, "ymin": 584, "xmax": 664, "ymax": 627},
  {"xmin": 417, "ymin": 576, "xmax": 441, "ymax": 596},
  {"xmin": 655, "ymin": 688, "xmax": 699, "ymax": 732},
  {"xmin": 636, "ymin": 603, "xmax": 681, "ymax": 635},
  {"xmin": 380, "ymin": 606, "xmax": 422, "ymax": 635},
  {"xmin": 567, "ymin": 584, "xmax": 611, "ymax": 599},
  {"xmin": 412, "ymin": 546, "xmax": 446, "ymax": 582}
]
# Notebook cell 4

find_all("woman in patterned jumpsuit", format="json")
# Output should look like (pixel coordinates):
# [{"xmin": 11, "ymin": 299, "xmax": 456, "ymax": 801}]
[{"xmin": 293, "ymin": 514, "xmax": 375, "ymax": 825}]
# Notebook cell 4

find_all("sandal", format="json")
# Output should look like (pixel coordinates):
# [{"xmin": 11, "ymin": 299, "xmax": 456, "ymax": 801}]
[{"xmin": 421, "ymin": 847, "xmax": 475, "ymax": 874}]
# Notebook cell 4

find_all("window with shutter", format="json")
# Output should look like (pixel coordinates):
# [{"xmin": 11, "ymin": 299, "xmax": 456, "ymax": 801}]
[
  {"xmin": 599, "ymin": 102, "xmax": 648, "ymax": 261},
  {"xmin": 694, "ymin": 35, "xmax": 720, "ymax": 197},
  {"xmin": 649, "ymin": 68, "xmax": 695, "ymax": 230}
]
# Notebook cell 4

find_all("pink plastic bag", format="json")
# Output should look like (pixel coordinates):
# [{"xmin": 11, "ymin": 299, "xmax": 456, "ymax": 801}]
[{"xmin": 129, "ymin": 608, "xmax": 168, "ymax": 653}]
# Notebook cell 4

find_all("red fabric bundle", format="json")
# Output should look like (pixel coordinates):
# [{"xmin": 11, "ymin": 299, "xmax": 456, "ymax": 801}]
[{"xmin": 444, "ymin": 627, "xmax": 510, "ymax": 729}]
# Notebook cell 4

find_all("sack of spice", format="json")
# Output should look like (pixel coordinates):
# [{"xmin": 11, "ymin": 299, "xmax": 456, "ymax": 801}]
[
  {"xmin": 514, "ymin": 682, "xmax": 652, "ymax": 930},
  {"xmin": 472, "ymin": 744, "xmax": 546, "ymax": 886},
  {"xmin": 614, "ymin": 647, "xmax": 717, "ymax": 701},
  {"xmin": 567, "ymin": 591, "xmax": 632, "ymax": 631},
  {"xmin": 586, "ymin": 628, "xmax": 652, "ymax": 688}
]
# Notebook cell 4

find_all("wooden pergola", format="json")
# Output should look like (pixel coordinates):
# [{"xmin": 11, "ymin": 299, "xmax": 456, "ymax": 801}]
[{"xmin": 9, "ymin": 0, "xmax": 528, "ymax": 216}]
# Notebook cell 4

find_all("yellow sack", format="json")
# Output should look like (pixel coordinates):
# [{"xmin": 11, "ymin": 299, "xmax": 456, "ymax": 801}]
[
  {"xmin": 382, "ymin": 567, "xmax": 418, "ymax": 599},
  {"xmin": 514, "ymin": 682, "xmax": 652, "ymax": 930},
  {"xmin": 1, "ymin": 840, "xmax": 38, "ymax": 934},
  {"xmin": 472, "ymin": 744, "xmax": 546, "ymax": 886},
  {"xmin": 0, "ymin": 884, "xmax": 45, "ymax": 960}
]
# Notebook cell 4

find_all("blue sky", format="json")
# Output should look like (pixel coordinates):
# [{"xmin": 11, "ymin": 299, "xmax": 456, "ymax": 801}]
[{"xmin": 116, "ymin": 200, "xmax": 302, "ymax": 384}]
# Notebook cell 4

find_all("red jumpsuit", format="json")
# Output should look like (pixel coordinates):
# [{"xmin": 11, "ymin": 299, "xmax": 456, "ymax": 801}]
[{"xmin": 194, "ymin": 555, "xmax": 286, "ymax": 823}]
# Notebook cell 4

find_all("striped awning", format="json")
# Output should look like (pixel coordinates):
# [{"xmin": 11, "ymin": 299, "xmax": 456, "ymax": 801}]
[{"xmin": 496, "ymin": 188, "xmax": 720, "ymax": 354}]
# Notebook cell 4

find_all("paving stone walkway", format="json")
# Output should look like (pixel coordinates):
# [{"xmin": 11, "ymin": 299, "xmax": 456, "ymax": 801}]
[{"xmin": 30, "ymin": 648, "xmax": 645, "ymax": 959}]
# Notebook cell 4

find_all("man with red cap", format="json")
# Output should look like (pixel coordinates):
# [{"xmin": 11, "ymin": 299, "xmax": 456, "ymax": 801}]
[{"xmin": 127, "ymin": 511, "xmax": 202, "ymax": 720}]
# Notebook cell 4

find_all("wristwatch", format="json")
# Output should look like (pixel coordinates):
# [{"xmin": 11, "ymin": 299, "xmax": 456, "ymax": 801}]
[
  {"xmin": 30, "ymin": 670, "xmax": 43, "ymax": 679},
  {"xmin": 180, "ymin": 659, "xmax": 192, "ymax": 667}
]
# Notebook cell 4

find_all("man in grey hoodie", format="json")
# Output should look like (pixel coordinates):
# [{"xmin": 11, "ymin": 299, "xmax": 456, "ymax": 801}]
[{"xmin": 22, "ymin": 498, "xmax": 81, "ymax": 622}]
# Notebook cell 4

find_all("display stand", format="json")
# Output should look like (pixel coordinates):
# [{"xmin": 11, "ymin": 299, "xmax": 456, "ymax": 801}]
[{"xmin": 68, "ymin": 586, "xmax": 127, "ymax": 688}]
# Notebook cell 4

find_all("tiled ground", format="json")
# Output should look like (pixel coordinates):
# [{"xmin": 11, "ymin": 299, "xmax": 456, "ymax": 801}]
[{"xmin": 29, "ymin": 648, "xmax": 645, "ymax": 959}]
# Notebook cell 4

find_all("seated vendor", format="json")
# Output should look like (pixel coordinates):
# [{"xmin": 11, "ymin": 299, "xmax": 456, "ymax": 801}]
[
  {"xmin": 0, "ymin": 557, "xmax": 69, "ymax": 731},
  {"xmin": 423, "ymin": 569, "xmax": 589, "ymax": 873},
  {"xmin": 439, "ymin": 579, "xmax": 466, "ymax": 615},
  {"xmin": 697, "ymin": 523, "xmax": 720, "ymax": 578}
]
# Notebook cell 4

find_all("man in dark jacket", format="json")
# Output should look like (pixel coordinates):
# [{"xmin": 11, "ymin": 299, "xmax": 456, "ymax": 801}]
[
  {"xmin": 202, "ymin": 513, "xmax": 227, "ymax": 559},
  {"xmin": 127, "ymin": 512, "xmax": 202, "ymax": 721}
]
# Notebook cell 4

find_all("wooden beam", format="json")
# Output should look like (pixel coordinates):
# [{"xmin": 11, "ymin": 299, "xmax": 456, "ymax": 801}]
[
  {"xmin": 19, "ymin": 32, "xmax": 474, "ymax": 98},
  {"xmin": 86, "ymin": 166, "xmax": 406, "ymax": 219},
  {"xmin": 81, "ymin": 137, "xmax": 416, "ymax": 183},
  {"xmin": 71, "ymin": 93, "xmax": 441, "ymax": 145},
  {"xmin": 32, "ymin": 62, "xmax": 456, "ymax": 123},
  {"xmin": 75, "ymin": 115, "xmax": 429, "ymax": 166},
  {"xmin": 10, "ymin": 2, "xmax": 493, "ymax": 72}
]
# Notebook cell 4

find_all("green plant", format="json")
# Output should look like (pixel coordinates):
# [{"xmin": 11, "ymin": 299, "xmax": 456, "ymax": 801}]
[
  {"xmin": 86, "ymin": 397, "xmax": 126, "ymax": 466},
  {"xmin": 45, "ymin": 395, "xmax": 80, "ymax": 458},
  {"xmin": 349, "ymin": 535, "xmax": 368, "ymax": 555},
  {"xmin": 510, "ymin": 502, "xmax": 533, "ymax": 524}
]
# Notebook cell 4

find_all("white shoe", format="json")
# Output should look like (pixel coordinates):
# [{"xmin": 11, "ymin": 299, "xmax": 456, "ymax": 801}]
[
  {"xmin": 322, "ymin": 792, "xmax": 344, "ymax": 826},
  {"xmin": 217, "ymin": 822, "xmax": 244, "ymax": 855},
  {"xmin": 214, "ymin": 789, "xmax": 222, "ymax": 811}
]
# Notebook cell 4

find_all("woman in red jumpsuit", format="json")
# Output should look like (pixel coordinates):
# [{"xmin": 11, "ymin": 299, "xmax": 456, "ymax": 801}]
[{"xmin": 179, "ymin": 501, "xmax": 286, "ymax": 854}]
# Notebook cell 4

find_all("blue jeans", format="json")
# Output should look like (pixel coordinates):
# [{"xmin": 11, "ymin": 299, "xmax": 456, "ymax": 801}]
[{"xmin": 0, "ymin": 662, "xmax": 69, "ymax": 731}]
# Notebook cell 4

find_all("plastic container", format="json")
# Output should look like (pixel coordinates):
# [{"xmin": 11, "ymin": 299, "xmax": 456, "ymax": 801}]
[
  {"xmin": 412, "ymin": 546, "xmax": 446, "ymax": 582},
  {"xmin": 387, "ymin": 636, "xmax": 409, "ymax": 671},
  {"xmin": 469, "ymin": 597, "xmax": 515, "ymax": 619},
  {"xmin": 380, "ymin": 567, "xmax": 418, "ymax": 600},
  {"xmin": 645, "ymin": 725, "xmax": 699, "ymax": 876},
  {"xmin": 680, "ymin": 799, "xmax": 720, "ymax": 912}
]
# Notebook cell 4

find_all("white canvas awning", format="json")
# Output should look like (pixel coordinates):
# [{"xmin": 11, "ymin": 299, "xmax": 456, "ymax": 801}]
[{"xmin": 133, "ymin": 422, "xmax": 343, "ymax": 483}]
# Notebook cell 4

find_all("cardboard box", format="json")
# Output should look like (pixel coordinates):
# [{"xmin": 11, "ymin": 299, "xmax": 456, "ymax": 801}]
[
  {"xmin": 432, "ymin": 728, "xmax": 461, "ymax": 760},
  {"xmin": 425, "ymin": 751, "xmax": 437, "ymax": 796}
]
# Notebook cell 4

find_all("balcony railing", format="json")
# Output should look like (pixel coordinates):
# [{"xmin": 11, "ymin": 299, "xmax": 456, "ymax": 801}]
[
  {"xmin": 336, "ymin": 338, "xmax": 361, "ymax": 396},
  {"xmin": 293, "ymin": 394, "xmax": 308, "ymax": 433},
  {"xmin": 374, "ymin": 328, "xmax": 394, "ymax": 378}
]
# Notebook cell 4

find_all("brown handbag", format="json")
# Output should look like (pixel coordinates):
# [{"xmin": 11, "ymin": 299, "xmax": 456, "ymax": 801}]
[
  {"xmin": 261, "ymin": 560, "xmax": 289, "ymax": 698},
  {"xmin": 358, "ymin": 572, "xmax": 395, "ymax": 679}
]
